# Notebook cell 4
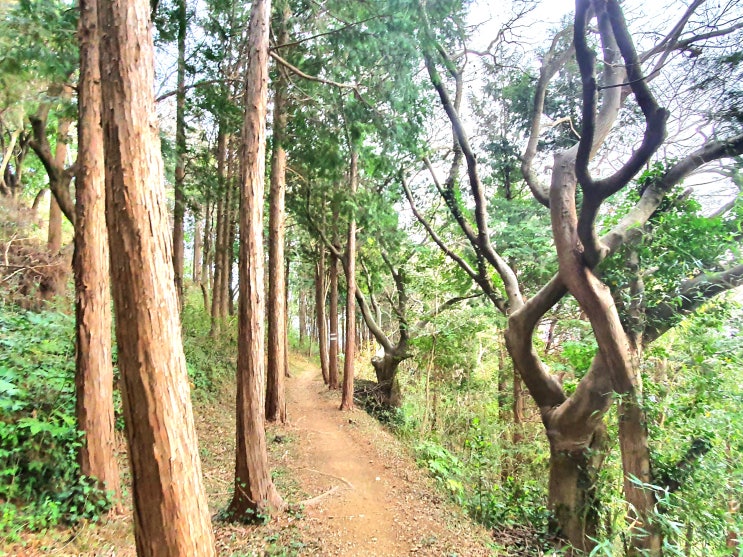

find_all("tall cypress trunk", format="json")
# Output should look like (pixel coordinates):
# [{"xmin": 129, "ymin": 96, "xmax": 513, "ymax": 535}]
[
  {"xmin": 193, "ymin": 212, "xmax": 202, "ymax": 284},
  {"xmin": 315, "ymin": 246, "xmax": 329, "ymax": 384},
  {"xmin": 172, "ymin": 0, "xmax": 187, "ymax": 309},
  {"xmin": 210, "ymin": 130, "xmax": 227, "ymax": 336},
  {"xmin": 265, "ymin": 2, "xmax": 289, "ymax": 423},
  {"xmin": 75, "ymin": 0, "xmax": 120, "ymax": 505},
  {"xmin": 298, "ymin": 291, "xmax": 307, "ymax": 347},
  {"xmin": 228, "ymin": 0, "xmax": 284, "ymax": 519},
  {"xmin": 328, "ymin": 247, "xmax": 339, "ymax": 390},
  {"xmin": 201, "ymin": 198, "xmax": 213, "ymax": 310},
  {"xmin": 340, "ymin": 149, "xmax": 358, "ymax": 410},
  {"xmin": 98, "ymin": 0, "xmax": 215, "ymax": 552}
]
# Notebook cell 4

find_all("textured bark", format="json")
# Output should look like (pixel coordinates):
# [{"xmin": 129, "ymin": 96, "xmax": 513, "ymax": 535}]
[
  {"xmin": 210, "ymin": 130, "xmax": 227, "ymax": 336},
  {"xmin": 265, "ymin": 3, "xmax": 289, "ymax": 424},
  {"xmin": 547, "ymin": 426, "xmax": 607, "ymax": 553},
  {"xmin": 315, "ymin": 246, "xmax": 329, "ymax": 384},
  {"xmin": 98, "ymin": 0, "xmax": 216, "ymax": 553},
  {"xmin": 340, "ymin": 150, "xmax": 358, "ymax": 410},
  {"xmin": 619, "ymin": 399, "xmax": 661, "ymax": 556},
  {"xmin": 47, "ymin": 196, "xmax": 62, "ymax": 254},
  {"xmin": 47, "ymin": 119, "xmax": 72, "ymax": 254},
  {"xmin": 172, "ymin": 0, "xmax": 187, "ymax": 309},
  {"xmin": 228, "ymin": 0, "xmax": 284, "ymax": 519},
  {"xmin": 75, "ymin": 0, "xmax": 120, "ymax": 505},
  {"xmin": 193, "ymin": 213, "xmax": 202, "ymax": 284},
  {"xmin": 328, "ymin": 246, "xmax": 339, "ymax": 390},
  {"xmin": 370, "ymin": 349, "xmax": 406, "ymax": 408}
]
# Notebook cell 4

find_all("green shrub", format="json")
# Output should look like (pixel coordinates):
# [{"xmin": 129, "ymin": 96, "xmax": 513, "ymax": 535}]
[{"xmin": 0, "ymin": 305, "xmax": 112, "ymax": 536}]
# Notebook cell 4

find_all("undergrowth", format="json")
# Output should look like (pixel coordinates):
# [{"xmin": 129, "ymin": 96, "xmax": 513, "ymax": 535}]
[{"xmin": 0, "ymin": 304, "xmax": 112, "ymax": 539}]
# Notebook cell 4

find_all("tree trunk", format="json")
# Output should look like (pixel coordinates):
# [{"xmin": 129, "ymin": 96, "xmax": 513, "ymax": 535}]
[
  {"xmin": 371, "ymin": 349, "xmax": 407, "ymax": 408},
  {"xmin": 340, "ymin": 150, "xmax": 358, "ymax": 410},
  {"xmin": 284, "ymin": 253, "xmax": 291, "ymax": 378},
  {"xmin": 210, "ymin": 130, "xmax": 227, "ymax": 336},
  {"xmin": 193, "ymin": 212, "xmax": 202, "ymax": 284},
  {"xmin": 315, "ymin": 246, "xmax": 329, "ymax": 384},
  {"xmin": 172, "ymin": 0, "xmax": 187, "ymax": 309},
  {"xmin": 328, "ymin": 247, "xmax": 339, "ymax": 390},
  {"xmin": 47, "ymin": 195, "xmax": 62, "ymax": 254},
  {"xmin": 47, "ymin": 118, "xmax": 71, "ymax": 254},
  {"xmin": 619, "ymin": 397, "xmax": 661, "ymax": 556},
  {"xmin": 265, "ymin": 2, "xmax": 289, "ymax": 424},
  {"xmin": 201, "ymin": 199, "xmax": 212, "ymax": 293},
  {"xmin": 75, "ymin": 0, "xmax": 120, "ymax": 506},
  {"xmin": 97, "ymin": 0, "xmax": 215, "ymax": 553},
  {"xmin": 298, "ymin": 290, "xmax": 307, "ymax": 347},
  {"xmin": 513, "ymin": 368, "xmax": 525, "ymax": 444},
  {"xmin": 546, "ymin": 426, "xmax": 607, "ymax": 554},
  {"xmin": 228, "ymin": 0, "xmax": 284, "ymax": 519},
  {"xmin": 226, "ymin": 192, "xmax": 237, "ymax": 316}
]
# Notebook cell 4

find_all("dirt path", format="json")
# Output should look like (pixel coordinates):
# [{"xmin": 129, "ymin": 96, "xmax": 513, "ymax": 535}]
[
  {"xmin": 7, "ymin": 356, "xmax": 495, "ymax": 556},
  {"xmin": 279, "ymin": 357, "xmax": 495, "ymax": 556},
  {"xmin": 287, "ymin": 363, "xmax": 410, "ymax": 555}
]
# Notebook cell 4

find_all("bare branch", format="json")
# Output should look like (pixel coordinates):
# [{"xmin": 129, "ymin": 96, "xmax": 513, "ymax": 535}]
[
  {"xmin": 521, "ymin": 26, "xmax": 574, "ymax": 207},
  {"xmin": 269, "ymin": 51, "xmax": 370, "ymax": 106},
  {"xmin": 645, "ymin": 264, "xmax": 743, "ymax": 344},
  {"xmin": 401, "ymin": 174, "xmax": 507, "ymax": 313},
  {"xmin": 602, "ymin": 133, "xmax": 743, "ymax": 253}
]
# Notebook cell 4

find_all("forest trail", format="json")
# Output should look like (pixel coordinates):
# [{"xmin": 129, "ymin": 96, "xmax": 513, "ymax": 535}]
[
  {"xmin": 272, "ymin": 356, "xmax": 495, "ymax": 556},
  {"xmin": 8, "ymin": 355, "xmax": 495, "ymax": 556}
]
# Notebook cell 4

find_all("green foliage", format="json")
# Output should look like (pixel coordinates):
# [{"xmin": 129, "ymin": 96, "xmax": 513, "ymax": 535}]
[
  {"xmin": 0, "ymin": 305, "xmax": 112, "ymax": 537},
  {"xmin": 181, "ymin": 289, "xmax": 236, "ymax": 398},
  {"xmin": 643, "ymin": 302, "xmax": 743, "ymax": 555}
]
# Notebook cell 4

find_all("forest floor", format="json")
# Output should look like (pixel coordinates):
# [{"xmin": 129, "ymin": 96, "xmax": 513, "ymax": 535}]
[{"xmin": 7, "ymin": 354, "xmax": 496, "ymax": 556}]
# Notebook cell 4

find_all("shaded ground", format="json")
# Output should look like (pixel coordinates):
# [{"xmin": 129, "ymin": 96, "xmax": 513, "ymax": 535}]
[{"xmin": 5, "ymin": 355, "xmax": 495, "ymax": 556}]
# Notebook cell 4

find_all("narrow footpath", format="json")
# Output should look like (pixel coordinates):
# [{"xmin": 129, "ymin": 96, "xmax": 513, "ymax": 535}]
[
  {"xmin": 9, "ymin": 356, "xmax": 495, "ymax": 556},
  {"xmin": 276, "ymin": 357, "xmax": 495, "ymax": 556}
]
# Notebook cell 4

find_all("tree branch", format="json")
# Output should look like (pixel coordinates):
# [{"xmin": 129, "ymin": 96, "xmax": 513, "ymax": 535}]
[
  {"xmin": 644, "ymin": 264, "xmax": 743, "ymax": 344},
  {"xmin": 521, "ymin": 26, "xmax": 574, "ymax": 207}
]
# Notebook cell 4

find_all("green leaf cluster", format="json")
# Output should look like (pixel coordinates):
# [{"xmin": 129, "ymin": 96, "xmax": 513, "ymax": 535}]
[{"xmin": 0, "ymin": 305, "xmax": 112, "ymax": 537}]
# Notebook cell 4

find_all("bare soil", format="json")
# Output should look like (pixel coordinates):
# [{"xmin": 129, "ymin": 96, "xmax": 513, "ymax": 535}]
[{"xmin": 5, "ymin": 355, "xmax": 495, "ymax": 556}]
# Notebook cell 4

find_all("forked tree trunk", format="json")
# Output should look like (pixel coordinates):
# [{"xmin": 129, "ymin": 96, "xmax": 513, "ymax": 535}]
[
  {"xmin": 265, "ymin": 2, "xmax": 289, "ymax": 424},
  {"xmin": 546, "ymin": 425, "xmax": 607, "ymax": 553},
  {"xmin": 228, "ymin": 0, "xmax": 284, "ymax": 519},
  {"xmin": 328, "ymin": 248, "xmax": 339, "ymax": 390},
  {"xmin": 370, "ymin": 348, "xmax": 407, "ymax": 408},
  {"xmin": 75, "ymin": 0, "xmax": 120, "ymax": 505},
  {"xmin": 315, "ymin": 247, "xmax": 329, "ymax": 384},
  {"xmin": 97, "ymin": 0, "xmax": 215, "ymax": 553}
]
